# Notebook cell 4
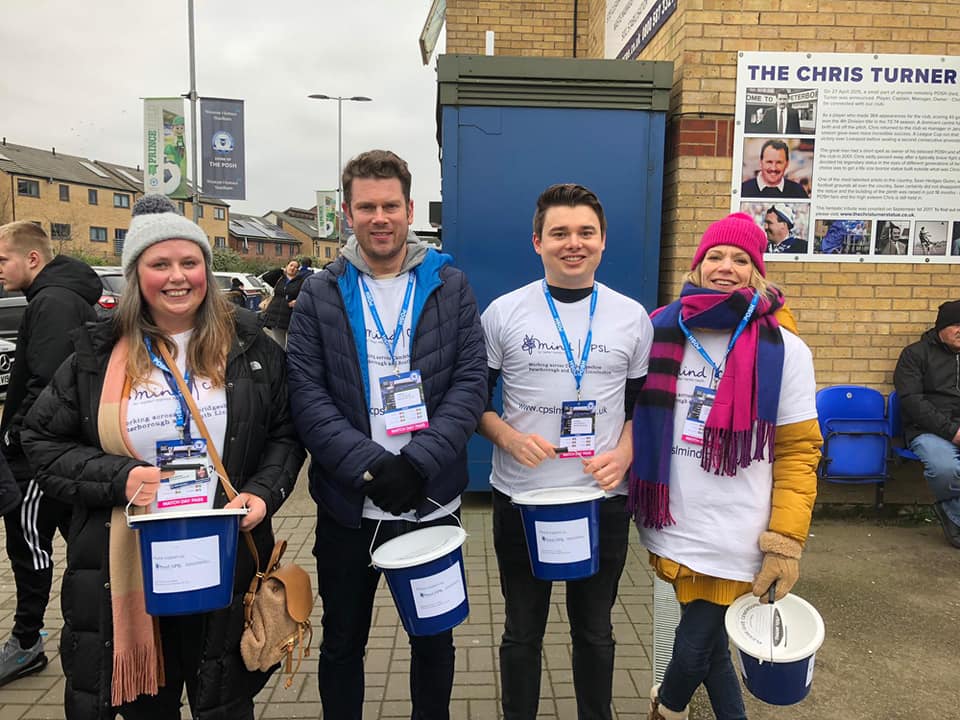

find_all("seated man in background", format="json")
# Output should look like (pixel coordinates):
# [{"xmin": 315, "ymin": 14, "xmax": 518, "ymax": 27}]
[{"xmin": 894, "ymin": 299, "xmax": 960, "ymax": 548}]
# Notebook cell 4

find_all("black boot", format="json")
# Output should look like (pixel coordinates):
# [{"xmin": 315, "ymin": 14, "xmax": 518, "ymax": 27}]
[{"xmin": 932, "ymin": 502, "xmax": 960, "ymax": 549}]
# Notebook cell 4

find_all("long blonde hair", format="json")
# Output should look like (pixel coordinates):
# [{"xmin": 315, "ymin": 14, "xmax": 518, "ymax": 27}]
[{"xmin": 116, "ymin": 262, "xmax": 235, "ymax": 387}]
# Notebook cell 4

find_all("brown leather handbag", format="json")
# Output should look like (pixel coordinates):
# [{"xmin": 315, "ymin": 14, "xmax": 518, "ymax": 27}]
[{"xmin": 158, "ymin": 342, "xmax": 314, "ymax": 688}]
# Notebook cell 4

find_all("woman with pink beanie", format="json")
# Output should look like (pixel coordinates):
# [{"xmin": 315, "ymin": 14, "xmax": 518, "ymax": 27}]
[{"xmin": 629, "ymin": 213, "xmax": 821, "ymax": 719}]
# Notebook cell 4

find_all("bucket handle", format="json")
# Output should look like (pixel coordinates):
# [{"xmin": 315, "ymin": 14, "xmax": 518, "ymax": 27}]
[
  {"xmin": 768, "ymin": 581, "xmax": 777, "ymax": 664},
  {"xmin": 124, "ymin": 482, "xmax": 146, "ymax": 527},
  {"xmin": 367, "ymin": 496, "xmax": 466, "ymax": 566}
]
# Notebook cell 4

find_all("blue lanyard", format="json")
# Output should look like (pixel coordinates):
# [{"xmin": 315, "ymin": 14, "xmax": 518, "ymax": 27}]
[
  {"xmin": 360, "ymin": 272, "xmax": 415, "ymax": 372},
  {"xmin": 678, "ymin": 291, "xmax": 760, "ymax": 384},
  {"xmin": 541, "ymin": 280, "xmax": 598, "ymax": 399},
  {"xmin": 145, "ymin": 336, "xmax": 194, "ymax": 440}
]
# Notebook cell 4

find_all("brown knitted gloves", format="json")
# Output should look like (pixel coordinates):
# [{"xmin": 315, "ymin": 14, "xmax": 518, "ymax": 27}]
[{"xmin": 752, "ymin": 530, "xmax": 803, "ymax": 602}]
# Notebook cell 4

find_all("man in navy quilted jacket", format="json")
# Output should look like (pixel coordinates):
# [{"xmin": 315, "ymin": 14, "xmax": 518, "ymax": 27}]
[{"xmin": 286, "ymin": 149, "xmax": 487, "ymax": 720}]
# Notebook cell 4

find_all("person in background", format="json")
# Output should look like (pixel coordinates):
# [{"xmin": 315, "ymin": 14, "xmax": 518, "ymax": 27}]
[
  {"xmin": 287, "ymin": 149, "xmax": 487, "ymax": 720},
  {"xmin": 21, "ymin": 195, "xmax": 304, "ymax": 719},
  {"xmin": 226, "ymin": 276, "xmax": 246, "ymax": 306},
  {"xmin": 261, "ymin": 259, "xmax": 306, "ymax": 349},
  {"xmin": 894, "ymin": 299, "xmax": 960, "ymax": 549},
  {"xmin": 631, "ymin": 213, "xmax": 820, "ymax": 720},
  {"xmin": 0, "ymin": 220, "xmax": 101, "ymax": 687},
  {"xmin": 479, "ymin": 183, "xmax": 653, "ymax": 720}
]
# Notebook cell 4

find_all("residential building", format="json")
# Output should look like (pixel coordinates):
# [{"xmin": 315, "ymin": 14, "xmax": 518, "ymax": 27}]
[
  {"xmin": 0, "ymin": 140, "xmax": 229, "ymax": 262},
  {"xmin": 229, "ymin": 213, "xmax": 301, "ymax": 261},
  {"xmin": 263, "ymin": 206, "xmax": 340, "ymax": 265}
]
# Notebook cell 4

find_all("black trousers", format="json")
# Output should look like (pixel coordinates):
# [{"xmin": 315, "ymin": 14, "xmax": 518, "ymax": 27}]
[{"xmin": 3, "ymin": 478, "xmax": 71, "ymax": 646}]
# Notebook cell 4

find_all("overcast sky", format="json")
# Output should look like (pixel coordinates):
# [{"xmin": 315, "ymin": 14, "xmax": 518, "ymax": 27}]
[{"xmin": 0, "ymin": 0, "xmax": 446, "ymax": 227}]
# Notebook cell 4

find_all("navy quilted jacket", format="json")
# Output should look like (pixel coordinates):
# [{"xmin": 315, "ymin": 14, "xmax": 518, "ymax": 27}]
[{"xmin": 287, "ymin": 249, "xmax": 487, "ymax": 527}]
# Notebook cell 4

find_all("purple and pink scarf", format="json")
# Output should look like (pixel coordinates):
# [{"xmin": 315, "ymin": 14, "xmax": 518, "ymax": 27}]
[{"xmin": 628, "ymin": 284, "xmax": 785, "ymax": 529}]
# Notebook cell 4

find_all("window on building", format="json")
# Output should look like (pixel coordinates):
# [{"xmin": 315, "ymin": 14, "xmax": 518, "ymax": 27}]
[
  {"xmin": 196, "ymin": 205, "xmax": 203, "ymax": 219},
  {"xmin": 256, "ymin": 241, "xmax": 264, "ymax": 255},
  {"xmin": 114, "ymin": 229, "xmax": 126, "ymax": 256},
  {"xmin": 241, "ymin": 239, "xmax": 249, "ymax": 254},
  {"xmin": 290, "ymin": 245, "xmax": 297, "ymax": 256},
  {"xmin": 214, "ymin": 236, "xmax": 226, "ymax": 249},
  {"xmin": 59, "ymin": 184, "xmax": 70, "ymax": 202},
  {"xmin": 88, "ymin": 189, "xmax": 98, "ymax": 205},
  {"xmin": 90, "ymin": 226, "xmax": 107, "ymax": 242},
  {"xmin": 51, "ymin": 223, "xmax": 71, "ymax": 241},
  {"xmin": 113, "ymin": 193, "xmax": 130, "ymax": 209},
  {"xmin": 178, "ymin": 201, "xmax": 186, "ymax": 214},
  {"xmin": 275, "ymin": 243, "xmax": 283, "ymax": 256},
  {"xmin": 17, "ymin": 179, "xmax": 39, "ymax": 197},
  {"xmin": 324, "ymin": 246, "xmax": 332, "ymax": 259},
  {"xmin": 214, "ymin": 207, "xmax": 226, "ymax": 221}
]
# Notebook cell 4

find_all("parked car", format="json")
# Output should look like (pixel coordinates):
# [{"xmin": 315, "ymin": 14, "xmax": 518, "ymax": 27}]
[
  {"xmin": 0, "ymin": 288, "xmax": 27, "ymax": 342},
  {"xmin": 91, "ymin": 266, "xmax": 126, "ymax": 319},
  {"xmin": 212, "ymin": 272, "xmax": 269, "ymax": 312},
  {"xmin": 0, "ymin": 337, "xmax": 15, "ymax": 400}
]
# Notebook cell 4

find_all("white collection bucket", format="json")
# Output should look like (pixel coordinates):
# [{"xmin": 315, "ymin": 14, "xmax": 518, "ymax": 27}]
[
  {"xmin": 724, "ymin": 592, "xmax": 825, "ymax": 706},
  {"xmin": 511, "ymin": 486, "xmax": 605, "ymax": 581},
  {"xmin": 371, "ymin": 525, "xmax": 469, "ymax": 636},
  {"xmin": 127, "ymin": 507, "xmax": 246, "ymax": 616}
]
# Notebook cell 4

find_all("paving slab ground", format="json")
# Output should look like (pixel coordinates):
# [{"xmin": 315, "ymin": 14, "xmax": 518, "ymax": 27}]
[{"xmin": 1, "ymin": 460, "xmax": 957, "ymax": 719}]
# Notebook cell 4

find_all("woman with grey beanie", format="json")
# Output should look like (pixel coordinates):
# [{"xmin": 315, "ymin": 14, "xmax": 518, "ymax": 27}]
[{"xmin": 21, "ymin": 194, "xmax": 305, "ymax": 719}]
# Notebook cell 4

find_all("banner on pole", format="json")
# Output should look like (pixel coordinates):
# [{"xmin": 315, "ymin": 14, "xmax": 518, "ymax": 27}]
[
  {"xmin": 316, "ymin": 190, "xmax": 337, "ymax": 238},
  {"xmin": 144, "ymin": 98, "xmax": 189, "ymax": 198},
  {"xmin": 200, "ymin": 98, "xmax": 246, "ymax": 200}
]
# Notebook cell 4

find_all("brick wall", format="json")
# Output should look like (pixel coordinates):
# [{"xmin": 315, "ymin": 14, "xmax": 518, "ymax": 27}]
[
  {"xmin": 590, "ymin": 0, "xmax": 960, "ymax": 389},
  {"xmin": 446, "ymin": 0, "xmax": 591, "ymax": 57}
]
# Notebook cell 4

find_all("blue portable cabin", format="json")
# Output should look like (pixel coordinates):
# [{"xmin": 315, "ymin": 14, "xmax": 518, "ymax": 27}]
[{"xmin": 436, "ymin": 54, "xmax": 672, "ymax": 490}]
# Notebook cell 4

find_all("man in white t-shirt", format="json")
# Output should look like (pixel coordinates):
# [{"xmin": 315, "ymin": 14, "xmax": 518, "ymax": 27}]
[
  {"xmin": 287, "ymin": 150, "xmax": 488, "ymax": 720},
  {"xmin": 479, "ymin": 184, "xmax": 653, "ymax": 720}
]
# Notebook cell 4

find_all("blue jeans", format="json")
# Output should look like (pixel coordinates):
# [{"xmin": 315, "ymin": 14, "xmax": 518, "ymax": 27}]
[
  {"xmin": 910, "ymin": 433, "xmax": 960, "ymax": 524},
  {"xmin": 493, "ymin": 489, "xmax": 629, "ymax": 720},
  {"xmin": 314, "ymin": 508, "xmax": 458, "ymax": 720},
  {"xmin": 659, "ymin": 600, "xmax": 746, "ymax": 720}
]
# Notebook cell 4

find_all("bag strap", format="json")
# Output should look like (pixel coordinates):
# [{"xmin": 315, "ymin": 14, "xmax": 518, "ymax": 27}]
[{"xmin": 155, "ymin": 341, "xmax": 261, "ymax": 572}]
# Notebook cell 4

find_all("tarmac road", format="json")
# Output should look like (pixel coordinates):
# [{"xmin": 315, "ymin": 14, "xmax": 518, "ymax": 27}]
[{"xmin": 689, "ymin": 517, "xmax": 960, "ymax": 720}]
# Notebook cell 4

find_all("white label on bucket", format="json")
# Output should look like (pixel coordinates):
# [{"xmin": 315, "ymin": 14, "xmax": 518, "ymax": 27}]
[
  {"xmin": 805, "ymin": 653, "xmax": 816, "ymax": 686},
  {"xmin": 534, "ymin": 518, "xmax": 591, "ymax": 564},
  {"xmin": 150, "ymin": 535, "xmax": 221, "ymax": 594},
  {"xmin": 409, "ymin": 563, "xmax": 466, "ymax": 619}
]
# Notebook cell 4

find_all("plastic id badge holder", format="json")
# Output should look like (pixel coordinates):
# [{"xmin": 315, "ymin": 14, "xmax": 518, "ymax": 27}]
[
  {"xmin": 380, "ymin": 370, "xmax": 430, "ymax": 436},
  {"xmin": 558, "ymin": 399, "xmax": 596, "ymax": 458},
  {"xmin": 155, "ymin": 438, "xmax": 216, "ymax": 510},
  {"xmin": 681, "ymin": 386, "xmax": 715, "ymax": 445}
]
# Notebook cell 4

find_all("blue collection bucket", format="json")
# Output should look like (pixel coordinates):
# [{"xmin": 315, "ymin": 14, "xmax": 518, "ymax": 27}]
[
  {"xmin": 724, "ymin": 592, "xmax": 825, "ymax": 706},
  {"xmin": 511, "ymin": 486, "xmax": 605, "ymax": 581},
  {"xmin": 127, "ymin": 507, "xmax": 246, "ymax": 616},
  {"xmin": 371, "ymin": 525, "xmax": 469, "ymax": 637}
]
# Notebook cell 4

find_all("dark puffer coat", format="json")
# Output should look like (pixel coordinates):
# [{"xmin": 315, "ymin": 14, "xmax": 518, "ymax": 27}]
[
  {"xmin": 894, "ymin": 327, "xmax": 960, "ymax": 443},
  {"xmin": 261, "ymin": 272, "xmax": 306, "ymax": 331},
  {"xmin": 21, "ymin": 310, "xmax": 305, "ymax": 719},
  {"xmin": 286, "ymin": 247, "xmax": 487, "ymax": 528}
]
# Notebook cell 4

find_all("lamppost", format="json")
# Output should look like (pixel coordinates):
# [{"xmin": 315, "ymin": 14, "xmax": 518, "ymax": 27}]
[{"xmin": 307, "ymin": 94, "xmax": 372, "ymax": 243}]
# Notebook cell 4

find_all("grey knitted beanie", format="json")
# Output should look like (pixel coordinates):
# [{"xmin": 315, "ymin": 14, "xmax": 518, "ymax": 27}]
[{"xmin": 121, "ymin": 194, "xmax": 212, "ymax": 274}]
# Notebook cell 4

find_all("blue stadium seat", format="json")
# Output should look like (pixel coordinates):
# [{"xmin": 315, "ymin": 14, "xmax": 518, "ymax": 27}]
[
  {"xmin": 886, "ymin": 390, "xmax": 921, "ymax": 463},
  {"xmin": 816, "ymin": 385, "xmax": 889, "ymax": 509}
]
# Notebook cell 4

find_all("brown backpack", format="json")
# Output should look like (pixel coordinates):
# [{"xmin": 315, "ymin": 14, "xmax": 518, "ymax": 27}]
[{"xmin": 240, "ymin": 540, "xmax": 314, "ymax": 687}]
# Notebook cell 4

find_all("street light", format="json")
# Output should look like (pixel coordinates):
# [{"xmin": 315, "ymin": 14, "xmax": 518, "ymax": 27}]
[{"xmin": 308, "ymin": 94, "xmax": 372, "ymax": 243}]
